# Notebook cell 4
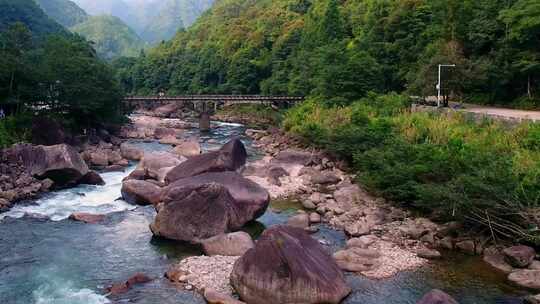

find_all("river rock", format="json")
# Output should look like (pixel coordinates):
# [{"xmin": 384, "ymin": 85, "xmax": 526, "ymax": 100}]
[
  {"xmin": 154, "ymin": 103, "xmax": 179, "ymax": 117},
  {"xmin": 346, "ymin": 235, "xmax": 379, "ymax": 249},
  {"xmin": 173, "ymin": 140, "xmax": 202, "ymax": 157},
  {"xmin": 508, "ymin": 270, "xmax": 540, "ymax": 290},
  {"xmin": 417, "ymin": 248, "xmax": 442, "ymax": 259},
  {"xmin": 106, "ymin": 273, "xmax": 152, "ymax": 296},
  {"xmin": 69, "ymin": 212, "xmax": 105, "ymax": 224},
  {"xmin": 89, "ymin": 151, "xmax": 109, "ymax": 167},
  {"xmin": 271, "ymin": 149, "xmax": 316, "ymax": 166},
  {"xmin": 309, "ymin": 212, "xmax": 321, "ymax": 223},
  {"xmin": 503, "ymin": 245, "xmax": 536, "ymax": 268},
  {"xmin": 154, "ymin": 127, "xmax": 177, "ymax": 139},
  {"xmin": 333, "ymin": 247, "xmax": 381, "ymax": 272},
  {"xmin": 455, "ymin": 240, "xmax": 476, "ymax": 255},
  {"xmin": 121, "ymin": 180, "xmax": 162, "ymax": 206},
  {"xmin": 165, "ymin": 138, "xmax": 247, "ymax": 183},
  {"xmin": 120, "ymin": 143, "xmax": 143, "ymax": 161},
  {"xmin": 79, "ymin": 171, "xmax": 105, "ymax": 186},
  {"xmin": 201, "ymin": 232, "xmax": 255, "ymax": 256},
  {"xmin": 0, "ymin": 198, "xmax": 13, "ymax": 212},
  {"xmin": 525, "ymin": 294, "xmax": 540, "ymax": 304},
  {"xmin": 483, "ymin": 248, "xmax": 515, "ymax": 274},
  {"xmin": 311, "ymin": 172, "xmax": 341, "ymax": 185},
  {"xmin": 287, "ymin": 213, "xmax": 310, "ymax": 229},
  {"xmin": 416, "ymin": 289, "xmax": 459, "ymax": 304},
  {"xmin": 138, "ymin": 151, "xmax": 185, "ymax": 182},
  {"xmin": 159, "ymin": 135, "xmax": 182, "ymax": 145},
  {"xmin": 204, "ymin": 289, "xmax": 246, "ymax": 304},
  {"xmin": 230, "ymin": 225, "xmax": 351, "ymax": 304},
  {"xmin": 163, "ymin": 171, "xmax": 269, "ymax": 221},
  {"xmin": 151, "ymin": 183, "xmax": 245, "ymax": 242}
]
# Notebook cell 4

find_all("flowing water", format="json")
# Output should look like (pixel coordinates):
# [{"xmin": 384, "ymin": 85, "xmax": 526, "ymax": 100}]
[{"xmin": 0, "ymin": 121, "xmax": 530, "ymax": 304}]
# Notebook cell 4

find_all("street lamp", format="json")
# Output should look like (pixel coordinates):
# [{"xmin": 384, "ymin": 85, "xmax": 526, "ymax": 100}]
[{"xmin": 437, "ymin": 64, "xmax": 456, "ymax": 107}]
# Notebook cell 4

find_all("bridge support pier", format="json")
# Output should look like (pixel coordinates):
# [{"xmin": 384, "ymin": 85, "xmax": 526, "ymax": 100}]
[{"xmin": 199, "ymin": 112, "xmax": 211, "ymax": 132}]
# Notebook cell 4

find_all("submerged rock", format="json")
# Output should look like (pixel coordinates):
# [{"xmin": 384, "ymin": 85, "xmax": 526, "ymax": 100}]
[
  {"xmin": 165, "ymin": 138, "xmax": 247, "ymax": 183},
  {"xmin": 106, "ymin": 273, "xmax": 152, "ymax": 296},
  {"xmin": 230, "ymin": 225, "xmax": 351, "ymax": 304},
  {"xmin": 69, "ymin": 213, "xmax": 105, "ymax": 224},
  {"xmin": 416, "ymin": 289, "xmax": 459, "ymax": 304}
]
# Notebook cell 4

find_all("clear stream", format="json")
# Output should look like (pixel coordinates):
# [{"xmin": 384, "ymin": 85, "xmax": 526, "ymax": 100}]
[{"xmin": 0, "ymin": 121, "xmax": 529, "ymax": 304}]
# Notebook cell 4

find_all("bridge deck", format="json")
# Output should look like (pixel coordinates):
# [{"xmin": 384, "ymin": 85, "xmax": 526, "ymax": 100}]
[{"xmin": 124, "ymin": 95, "xmax": 304, "ymax": 103}]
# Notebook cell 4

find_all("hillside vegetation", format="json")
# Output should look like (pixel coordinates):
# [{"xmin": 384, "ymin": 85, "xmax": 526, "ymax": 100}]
[
  {"xmin": 71, "ymin": 15, "xmax": 146, "ymax": 60},
  {"xmin": 35, "ymin": 0, "xmax": 89, "ymax": 27},
  {"xmin": 117, "ymin": 0, "xmax": 540, "ymax": 242},
  {"xmin": 0, "ymin": 0, "xmax": 123, "ymax": 146},
  {"xmin": 121, "ymin": 0, "xmax": 539, "ymax": 108}
]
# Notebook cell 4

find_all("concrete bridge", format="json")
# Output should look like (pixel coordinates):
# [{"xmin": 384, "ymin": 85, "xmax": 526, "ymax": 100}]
[{"xmin": 124, "ymin": 95, "xmax": 305, "ymax": 130}]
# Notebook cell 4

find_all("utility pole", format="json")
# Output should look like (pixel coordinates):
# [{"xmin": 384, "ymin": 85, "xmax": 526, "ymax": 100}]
[{"xmin": 437, "ymin": 64, "xmax": 456, "ymax": 107}]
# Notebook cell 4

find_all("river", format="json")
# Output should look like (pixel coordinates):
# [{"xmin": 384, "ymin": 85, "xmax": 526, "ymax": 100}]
[{"xmin": 0, "ymin": 121, "xmax": 528, "ymax": 304}]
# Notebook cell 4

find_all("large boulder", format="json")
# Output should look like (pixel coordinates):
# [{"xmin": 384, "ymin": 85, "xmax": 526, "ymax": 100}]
[
  {"xmin": 201, "ymin": 232, "xmax": 255, "ymax": 256},
  {"xmin": 271, "ymin": 149, "xmax": 316, "ymax": 166},
  {"xmin": 150, "ymin": 183, "xmax": 244, "ymax": 242},
  {"xmin": 138, "ymin": 151, "xmax": 185, "ymax": 182},
  {"xmin": 165, "ymin": 138, "xmax": 247, "ymax": 183},
  {"xmin": 154, "ymin": 103, "xmax": 179, "ymax": 117},
  {"xmin": 163, "ymin": 171, "xmax": 270, "ymax": 221},
  {"xmin": 7, "ymin": 144, "xmax": 89, "ymax": 187},
  {"xmin": 121, "ymin": 180, "xmax": 162, "ymax": 206},
  {"xmin": 417, "ymin": 289, "xmax": 459, "ymax": 304},
  {"xmin": 154, "ymin": 127, "xmax": 177, "ymax": 139},
  {"xmin": 231, "ymin": 225, "xmax": 351, "ymax": 304}
]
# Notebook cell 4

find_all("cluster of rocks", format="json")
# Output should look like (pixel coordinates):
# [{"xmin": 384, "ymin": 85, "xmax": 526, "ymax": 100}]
[
  {"xmin": 0, "ymin": 143, "xmax": 108, "ymax": 211},
  {"xmin": 119, "ymin": 138, "xmax": 270, "ymax": 244}
]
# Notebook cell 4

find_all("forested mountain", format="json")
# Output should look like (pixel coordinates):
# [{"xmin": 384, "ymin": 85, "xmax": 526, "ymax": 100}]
[
  {"xmin": 120, "ymin": 0, "xmax": 540, "ymax": 108},
  {"xmin": 0, "ymin": 0, "xmax": 123, "ymax": 140},
  {"xmin": 71, "ymin": 15, "xmax": 145, "ymax": 60},
  {"xmin": 34, "ymin": 0, "xmax": 89, "ymax": 28},
  {"xmin": 72, "ymin": 0, "xmax": 215, "ymax": 44},
  {"xmin": 0, "ymin": 0, "xmax": 66, "ymax": 38}
]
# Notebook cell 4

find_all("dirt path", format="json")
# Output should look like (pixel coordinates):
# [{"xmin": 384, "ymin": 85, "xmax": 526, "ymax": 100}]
[{"xmin": 462, "ymin": 104, "xmax": 540, "ymax": 122}]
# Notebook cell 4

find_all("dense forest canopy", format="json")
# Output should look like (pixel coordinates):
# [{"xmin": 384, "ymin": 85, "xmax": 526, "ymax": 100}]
[
  {"xmin": 119, "ymin": 0, "xmax": 540, "ymax": 108},
  {"xmin": 0, "ymin": 0, "xmax": 123, "ymax": 145}
]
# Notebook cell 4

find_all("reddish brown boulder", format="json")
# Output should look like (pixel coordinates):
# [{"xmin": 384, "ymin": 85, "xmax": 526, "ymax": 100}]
[
  {"xmin": 121, "ymin": 180, "xmax": 162, "ymax": 205},
  {"xmin": 151, "ymin": 183, "xmax": 241, "ymax": 242},
  {"xmin": 417, "ymin": 289, "xmax": 459, "ymax": 304},
  {"xmin": 163, "ymin": 171, "xmax": 270, "ymax": 221},
  {"xmin": 154, "ymin": 127, "xmax": 177, "ymax": 139},
  {"xmin": 6, "ymin": 144, "xmax": 89, "ymax": 187},
  {"xmin": 230, "ymin": 225, "xmax": 351, "ymax": 304},
  {"xmin": 69, "ymin": 213, "xmax": 105, "ymax": 224},
  {"xmin": 165, "ymin": 138, "xmax": 247, "ymax": 183}
]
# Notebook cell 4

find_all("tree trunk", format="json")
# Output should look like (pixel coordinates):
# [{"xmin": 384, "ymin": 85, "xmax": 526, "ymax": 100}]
[
  {"xmin": 9, "ymin": 71, "xmax": 15, "ymax": 95},
  {"xmin": 527, "ymin": 75, "xmax": 532, "ymax": 100}
]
